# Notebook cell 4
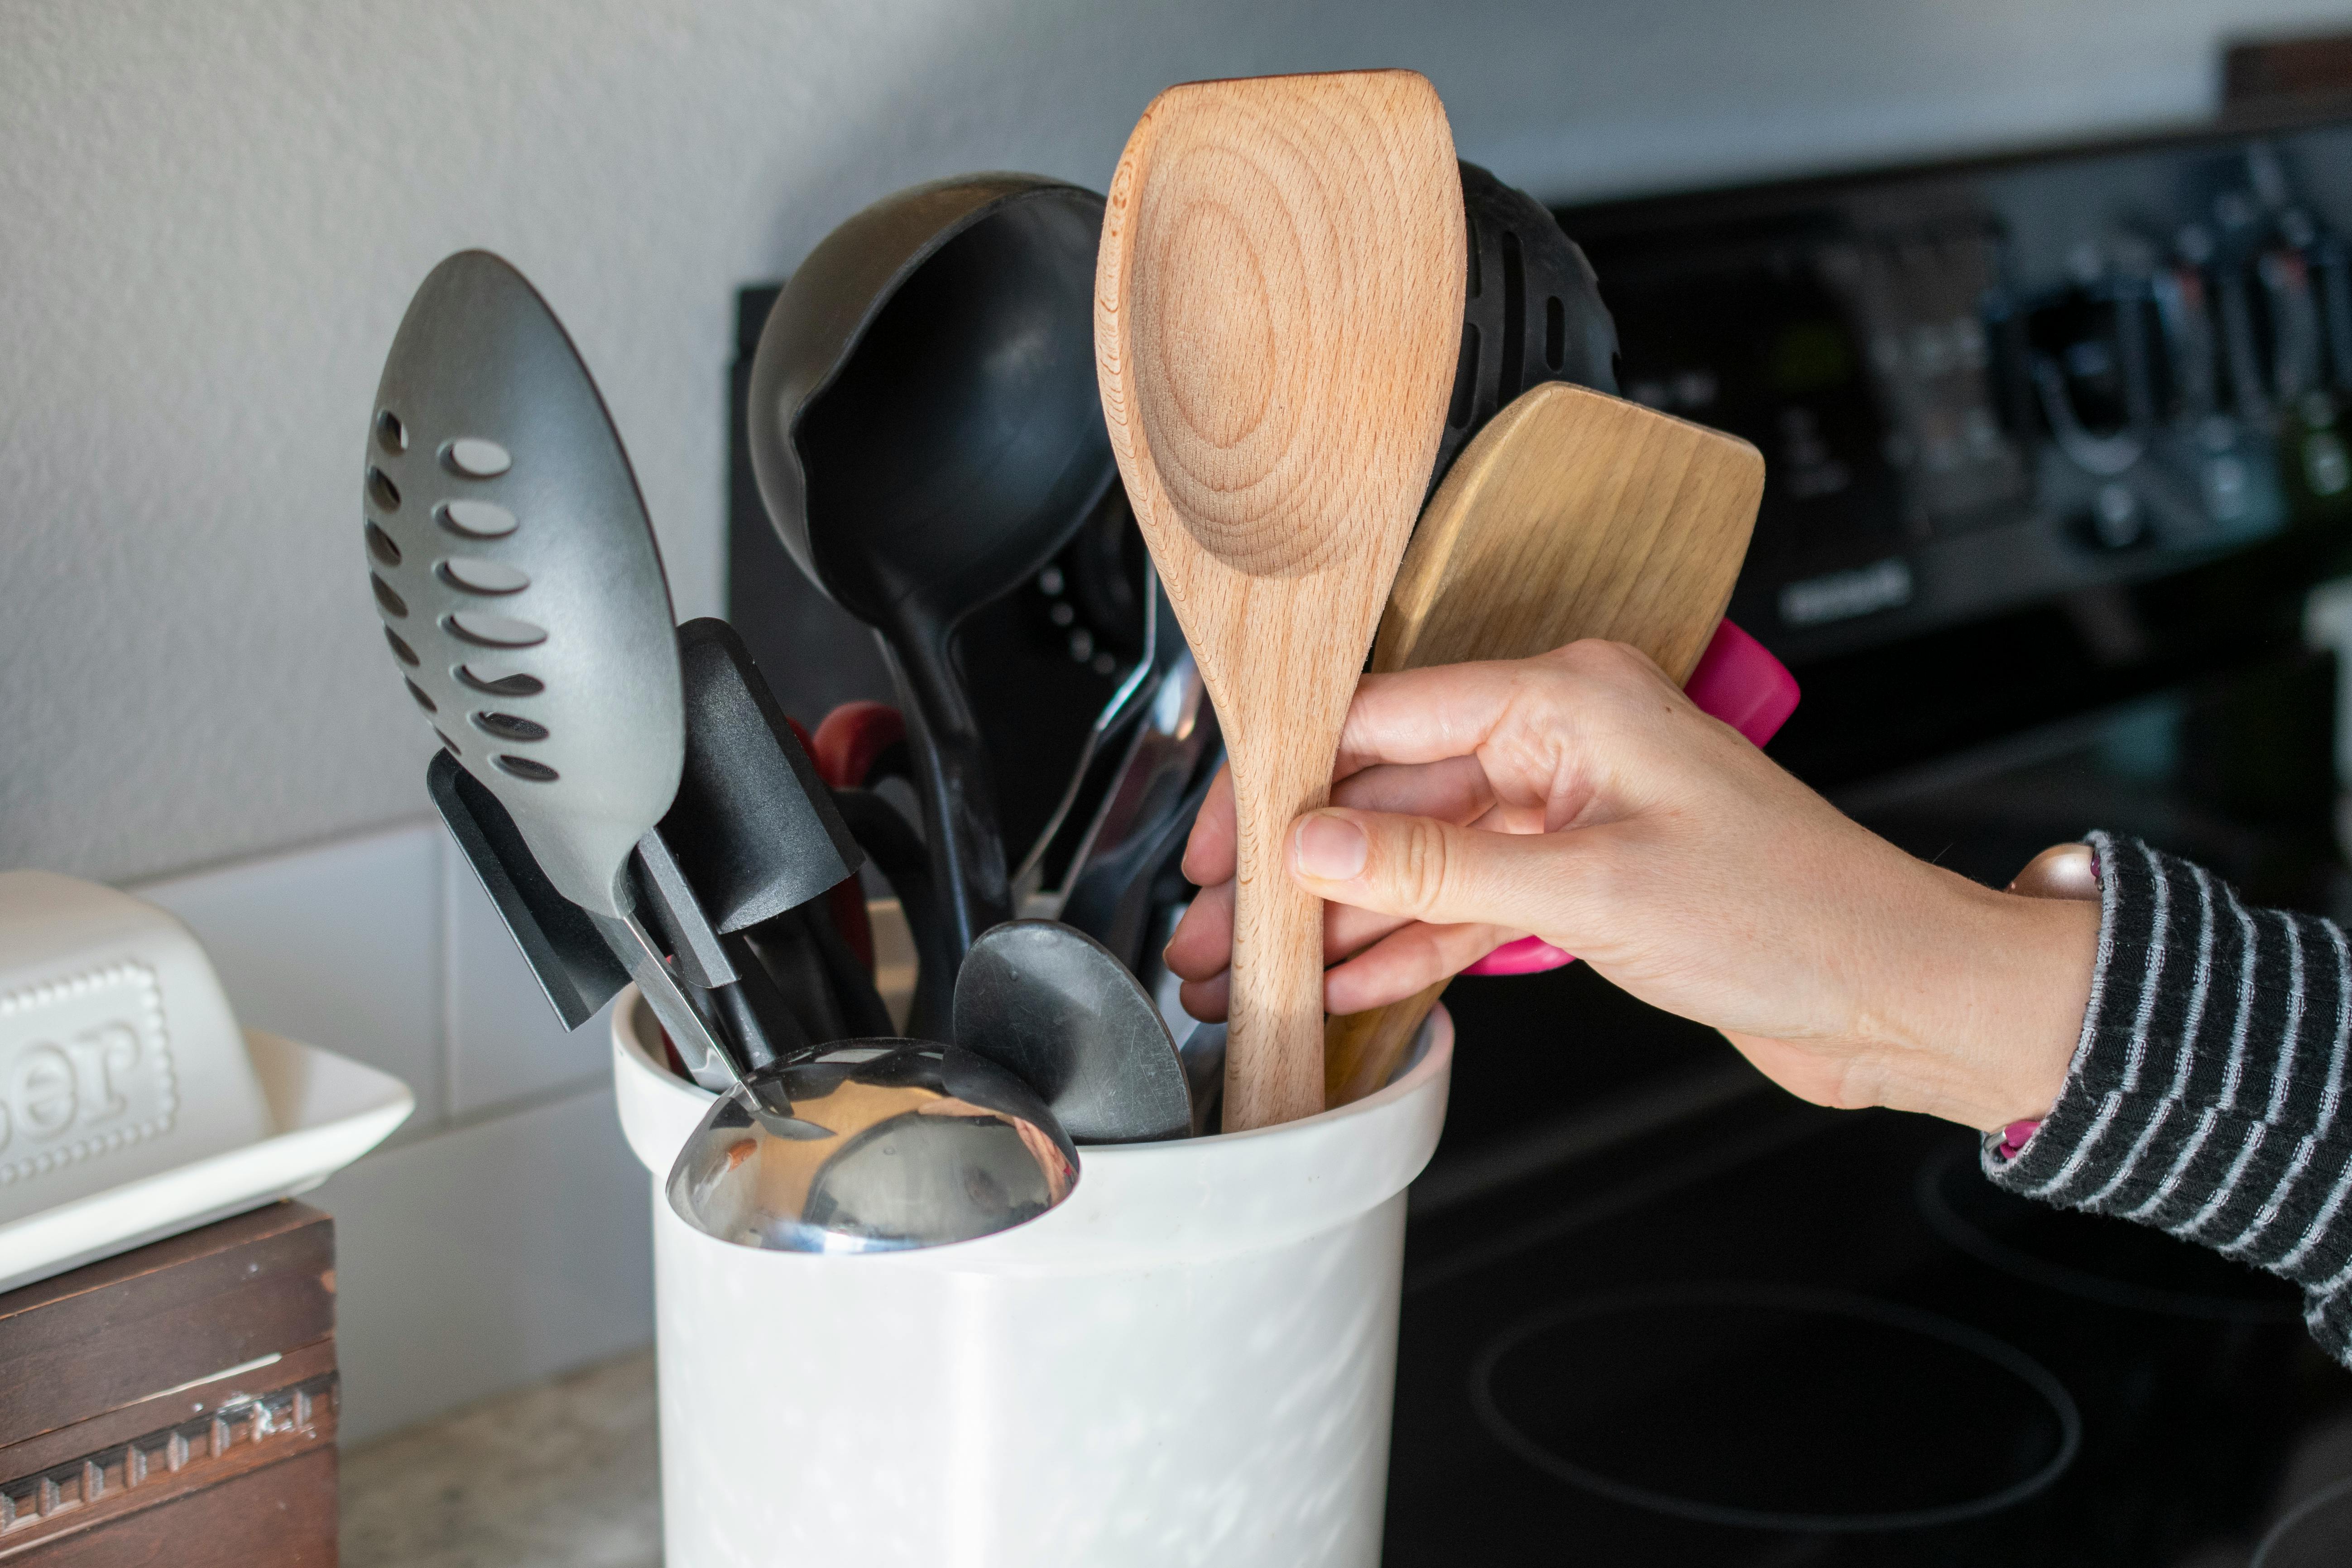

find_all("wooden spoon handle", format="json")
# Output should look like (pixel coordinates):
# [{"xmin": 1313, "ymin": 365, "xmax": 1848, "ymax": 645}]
[{"xmin": 1226, "ymin": 729, "xmax": 1337, "ymax": 1128}]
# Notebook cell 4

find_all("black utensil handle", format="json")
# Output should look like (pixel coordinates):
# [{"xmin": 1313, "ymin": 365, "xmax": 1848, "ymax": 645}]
[
  {"xmin": 832, "ymin": 785, "xmax": 956, "ymax": 1041},
  {"xmin": 708, "ymin": 931, "xmax": 814, "ymax": 1071},
  {"xmin": 666, "ymin": 617, "xmax": 865, "ymax": 933},
  {"xmin": 737, "ymin": 916, "xmax": 843, "ymax": 1045},
  {"xmin": 427, "ymin": 751, "xmax": 627, "ymax": 1030},
  {"xmin": 634, "ymin": 829, "xmax": 738, "ymax": 990},
  {"xmin": 875, "ymin": 628, "xmax": 1011, "ymax": 964},
  {"xmin": 796, "ymin": 898, "xmax": 896, "ymax": 1041}
]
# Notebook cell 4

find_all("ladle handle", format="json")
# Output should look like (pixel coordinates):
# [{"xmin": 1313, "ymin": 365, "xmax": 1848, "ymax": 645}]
[
  {"xmin": 831, "ymin": 787, "xmax": 959, "ymax": 1041},
  {"xmin": 876, "ymin": 628, "xmax": 1013, "ymax": 969}
]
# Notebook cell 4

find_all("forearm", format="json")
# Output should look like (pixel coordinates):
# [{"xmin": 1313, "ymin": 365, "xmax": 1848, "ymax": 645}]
[{"xmin": 1988, "ymin": 832, "xmax": 2352, "ymax": 1362}]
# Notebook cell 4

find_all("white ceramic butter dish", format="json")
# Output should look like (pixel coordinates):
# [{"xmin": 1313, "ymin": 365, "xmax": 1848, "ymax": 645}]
[
  {"xmin": 0, "ymin": 870, "xmax": 275, "ymax": 1222},
  {"xmin": 0, "ymin": 1028, "xmax": 412, "ymax": 1294}
]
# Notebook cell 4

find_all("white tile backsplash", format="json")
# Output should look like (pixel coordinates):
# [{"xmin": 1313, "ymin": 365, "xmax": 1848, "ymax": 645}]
[
  {"xmin": 136, "ymin": 823, "xmax": 446, "ymax": 1136},
  {"xmin": 120, "ymin": 820, "xmax": 654, "ymax": 1441},
  {"xmin": 312, "ymin": 1083, "xmax": 654, "ymax": 1444},
  {"xmin": 442, "ymin": 834, "xmax": 614, "ymax": 1118}
]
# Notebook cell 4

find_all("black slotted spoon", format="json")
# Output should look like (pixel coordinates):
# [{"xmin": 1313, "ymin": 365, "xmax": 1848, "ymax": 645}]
[{"xmin": 366, "ymin": 249, "xmax": 754, "ymax": 1085}]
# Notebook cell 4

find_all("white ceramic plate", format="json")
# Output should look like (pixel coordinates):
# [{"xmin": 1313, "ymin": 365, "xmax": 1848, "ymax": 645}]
[{"xmin": 0, "ymin": 1030, "xmax": 413, "ymax": 1295}]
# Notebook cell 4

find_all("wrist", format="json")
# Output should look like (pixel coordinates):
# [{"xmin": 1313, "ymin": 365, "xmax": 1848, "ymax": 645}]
[{"xmin": 1858, "ymin": 868, "xmax": 2094, "ymax": 1132}]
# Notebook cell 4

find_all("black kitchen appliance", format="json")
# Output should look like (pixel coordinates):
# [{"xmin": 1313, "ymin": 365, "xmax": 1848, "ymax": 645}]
[
  {"xmin": 1382, "ymin": 106, "xmax": 2352, "ymax": 1565},
  {"xmin": 724, "ymin": 104, "xmax": 2352, "ymax": 1564}
]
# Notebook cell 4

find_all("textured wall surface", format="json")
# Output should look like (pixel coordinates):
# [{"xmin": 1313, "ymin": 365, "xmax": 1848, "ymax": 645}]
[{"xmin": 4, "ymin": 0, "xmax": 2347, "ymax": 882}]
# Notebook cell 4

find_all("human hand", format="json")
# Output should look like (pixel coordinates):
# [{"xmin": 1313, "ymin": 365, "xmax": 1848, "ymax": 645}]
[{"xmin": 1162, "ymin": 640, "xmax": 2094, "ymax": 1130}]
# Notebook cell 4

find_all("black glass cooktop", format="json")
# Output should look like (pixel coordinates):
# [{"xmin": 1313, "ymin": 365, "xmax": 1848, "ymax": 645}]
[{"xmin": 1387, "ymin": 1057, "xmax": 2350, "ymax": 1565}]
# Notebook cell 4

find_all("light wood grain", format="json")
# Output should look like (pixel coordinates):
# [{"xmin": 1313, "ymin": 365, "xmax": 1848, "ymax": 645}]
[
  {"xmin": 1096, "ymin": 71, "xmax": 1464, "ymax": 1129},
  {"xmin": 1324, "ymin": 380, "xmax": 1764, "ymax": 1103},
  {"xmin": 1325, "ymin": 978, "xmax": 1447, "ymax": 1107}
]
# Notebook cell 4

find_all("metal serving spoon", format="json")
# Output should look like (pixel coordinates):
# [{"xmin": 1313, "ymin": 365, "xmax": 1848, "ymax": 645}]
[
  {"xmin": 666, "ymin": 1038, "xmax": 1079, "ymax": 1252},
  {"xmin": 953, "ymin": 920, "xmax": 1192, "ymax": 1144}
]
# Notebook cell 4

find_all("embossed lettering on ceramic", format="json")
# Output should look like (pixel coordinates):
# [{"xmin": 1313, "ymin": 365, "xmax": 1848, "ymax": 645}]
[{"xmin": 0, "ymin": 963, "xmax": 177, "ymax": 1184}]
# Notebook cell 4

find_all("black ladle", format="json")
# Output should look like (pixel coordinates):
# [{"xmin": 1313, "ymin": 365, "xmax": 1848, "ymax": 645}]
[{"xmin": 747, "ymin": 174, "xmax": 1115, "ymax": 977}]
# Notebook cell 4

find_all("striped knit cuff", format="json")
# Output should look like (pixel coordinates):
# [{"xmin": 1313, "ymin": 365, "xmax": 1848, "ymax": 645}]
[{"xmin": 1982, "ymin": 832, "xmax": 2352, "ymax": 1365}]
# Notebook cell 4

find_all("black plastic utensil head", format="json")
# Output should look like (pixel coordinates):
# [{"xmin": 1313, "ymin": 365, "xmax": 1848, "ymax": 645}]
[
  {"xmin": 746, "ymin": 174, "xmax": 1114, "ymax": 632},
  {"xmin": 1434, "ymin": 162, "xmax": 1620, "ymax": 492},
  {"xmin": 660, "ymin": 617, "xmax": 863, "ymax": 933},
  {"xmin": 369, "ymin": 250, "xmax": 685, "ymax": 919},
  {"xmin": 952, "ymin": 919, "xmax": 1192, "ymax": 1145},
  {"xmin": 427, "ymin": 750, "xmax": 628, "ymax": 1030}
]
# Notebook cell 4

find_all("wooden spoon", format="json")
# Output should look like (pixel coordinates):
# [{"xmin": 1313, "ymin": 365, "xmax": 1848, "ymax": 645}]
[
  {"xmin": 1096, "ymin": 71, "xmax": 1464, "ymax": 1129},
  {"xmin": 1324, "ymin": 379, "xmax": 1765, "ymax": 1105}
]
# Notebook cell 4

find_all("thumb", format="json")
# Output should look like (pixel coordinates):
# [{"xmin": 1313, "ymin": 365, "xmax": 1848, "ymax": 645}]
[{"xmin": 1286, "ymin": 807, "xmax": 1594, "ymax": 940}]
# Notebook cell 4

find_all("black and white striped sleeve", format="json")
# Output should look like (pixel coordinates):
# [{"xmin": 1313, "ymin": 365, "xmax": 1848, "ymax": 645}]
[{"xmin": 1983, "ymin": 830, "xmax": 2352, "ymax": 1365}]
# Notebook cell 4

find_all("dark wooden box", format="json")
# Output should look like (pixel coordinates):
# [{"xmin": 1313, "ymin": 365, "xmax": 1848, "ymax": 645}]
[{"xmin": 0, "ymin": 1202, "xmax": 338, "ymax": 1564}]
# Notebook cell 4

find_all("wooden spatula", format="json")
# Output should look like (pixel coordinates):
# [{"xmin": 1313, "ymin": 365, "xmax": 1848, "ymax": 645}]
[
  {"xmin": 1096, "ymin": 71, "xmax": 1464, "ymax": 1129},
  {"xmin": 1324, "ymin": 379, "xmax": 1765, "ymax": 1105}
]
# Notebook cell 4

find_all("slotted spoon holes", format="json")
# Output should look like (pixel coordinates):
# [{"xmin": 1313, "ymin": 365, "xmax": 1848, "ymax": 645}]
[
  {"xmin": 366, "ymin": 466, "xmax": 401, "ymax": 513},
  {"xmin": 471, "ymin": 710, "xmax": 549, "ymax": 743},
  {"xmin": 375, "ymin": 409, "xmax": 408, "ymax": 456},
  {"xmin": 444, "ymin": 610, "xmax": 547, "ymax": 648},
  {"xmin": 436, "ymin": 499, "xmax": 518, "ymax": 539},
  {"xmin": 457, "ymin": 665, "xmax": 544, "ymax": 698},
  {"xmin": 441, "ymin": 438, "xmax": 512, "ymax": 480},
  {"xmin": 494, "ymin": 754, "xmax": 559, "ymax": 782},
  {"xmin": 436, "ymin": 557, "xmax": 530, "ymax": 595}
]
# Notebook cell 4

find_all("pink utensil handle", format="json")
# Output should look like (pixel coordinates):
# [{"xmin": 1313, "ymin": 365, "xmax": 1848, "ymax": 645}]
[{"xmin": 1459, "ymin": 619, "xmax": 1798, "ymax": 977}]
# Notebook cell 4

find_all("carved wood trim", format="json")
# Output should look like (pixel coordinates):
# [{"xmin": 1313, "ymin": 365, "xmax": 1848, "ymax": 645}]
[
  {"xmin": 0, "ymin": 1372, "xmax": 336, "ymax": 1558},
  {"xmin": 0, "ymin": 1336, "xmax": 336, "ymax": 1485},
  {"xmin": 0, "ymin": 1202, "xmax": 333, "ymax": 1447}
]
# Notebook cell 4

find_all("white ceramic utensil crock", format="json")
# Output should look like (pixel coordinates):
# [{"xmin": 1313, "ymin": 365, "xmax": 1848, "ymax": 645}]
[{"xmin": 611, "ymin": 988, "xmax": 1450, "ymax": 1567}]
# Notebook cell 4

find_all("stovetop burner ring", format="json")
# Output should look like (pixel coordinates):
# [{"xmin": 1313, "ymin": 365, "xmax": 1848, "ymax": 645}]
[
  {"xmin": 1916, "ymin": 1143, "xmax": 2301, "ymax": 1323},
  {"xmin": 2254, "ymin": 1475, "xmax": 2352, "ymax": 1567},
  {"xmin": 1469, "ymin": 1280, "xmax": 2081, "ymax": 1534}
]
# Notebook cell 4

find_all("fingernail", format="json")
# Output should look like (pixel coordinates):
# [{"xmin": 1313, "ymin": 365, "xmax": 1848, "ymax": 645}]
[{"xmin": 1294, "ymin": 812, "xmax": 1368, "ymax": 881}]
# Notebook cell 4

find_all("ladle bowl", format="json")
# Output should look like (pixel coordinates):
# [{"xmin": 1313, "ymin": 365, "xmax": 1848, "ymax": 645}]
[{"xmin": 749, "ymin": 176, "xmax": 1116, "ymax": 969}]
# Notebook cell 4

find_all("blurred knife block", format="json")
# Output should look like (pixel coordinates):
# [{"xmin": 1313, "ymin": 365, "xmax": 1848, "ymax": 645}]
[{"xmin": 0, "ymin": 1202, "xmax": 338, "ymax": 1563}]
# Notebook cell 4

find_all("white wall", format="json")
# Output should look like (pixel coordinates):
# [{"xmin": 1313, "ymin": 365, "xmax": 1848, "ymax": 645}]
[{"xmin": 5, "ymin": 0, "xmax": 2350, "ymax": 885}]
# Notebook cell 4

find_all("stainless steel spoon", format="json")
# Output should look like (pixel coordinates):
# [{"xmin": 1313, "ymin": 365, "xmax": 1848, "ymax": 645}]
[
  {"xmin": 1054, "ymin": 652, "xmax": 1221, "ymax": 973},
  {"xmin": 952, "ymin": 920, "xmax": 1192, "ymax": 1144},
  {"xmin": 666, "ymin": 1037, "xmax": 1080, "ymax": 1251}
]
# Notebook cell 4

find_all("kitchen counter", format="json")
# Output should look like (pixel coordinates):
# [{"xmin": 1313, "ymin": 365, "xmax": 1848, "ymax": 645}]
[{"xmin": 340, "ymin": 1349, "xmax": 659, "ymax": 1568}]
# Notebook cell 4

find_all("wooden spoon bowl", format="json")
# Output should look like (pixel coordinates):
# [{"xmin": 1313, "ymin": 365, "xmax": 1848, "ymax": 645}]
[{"xmin": 1096, "ymin": 71, "xmax": 1464, "ymax": 1128}]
